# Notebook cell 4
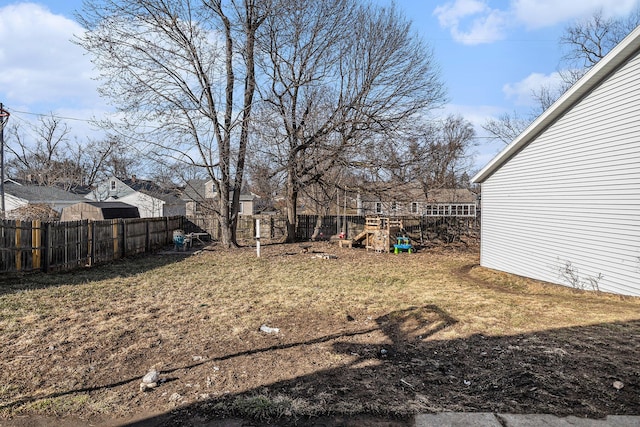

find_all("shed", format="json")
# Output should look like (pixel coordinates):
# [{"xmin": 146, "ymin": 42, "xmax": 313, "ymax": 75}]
[
  {"xmin": 61, "ymin": 201, "xmax": 140, "ymax": 221},
  {"xmin": 472, "ymin": 26, "xmax": 640, "ymax": 296}
]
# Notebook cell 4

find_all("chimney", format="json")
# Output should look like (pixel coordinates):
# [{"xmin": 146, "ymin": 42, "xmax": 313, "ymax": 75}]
[{"xmin": 131, "ymin": 175, "xmax": 137, "ymax": 183}]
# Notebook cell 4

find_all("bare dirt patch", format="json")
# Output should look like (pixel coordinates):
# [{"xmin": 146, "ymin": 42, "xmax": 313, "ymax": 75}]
[{"xmin": 0, "ymin": 242, "xmax": 638, "ymax": 426}]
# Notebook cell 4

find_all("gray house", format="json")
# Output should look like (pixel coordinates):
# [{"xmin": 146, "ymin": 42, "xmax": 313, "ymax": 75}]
[
  {"xmin": 3, "ymin": 181, "xmax": 85, "ymax": 215},
  {"xmin": 472, "ymin": 26, "xmax": 640, "ymax": 296},
  {"xmin": 357, "ymin": 183, "xmax": 477, "ymax": 217},
  {"xmin": 183, "ymin": 179, "xmax": 257, "ymax": 216}
]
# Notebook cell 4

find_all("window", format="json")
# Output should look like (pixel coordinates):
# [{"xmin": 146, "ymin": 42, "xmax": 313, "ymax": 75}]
[
  {"xmin": 410, "ymin": 202, "xmax": 419, "ymax": 214},
  {"xmin": 110, "ymin": 180, "xmax": 116, "ymax": 191},
  {"xmin": 238, "ymin": 202, "xmax": 244, "ymax": 214},
  {"xmin": 374, "ymin": 202, "xmax": 382, "ymax": 214},
  {"xmin": 391, "ymin": 201, "xmax": 398, "ymax": 212}
]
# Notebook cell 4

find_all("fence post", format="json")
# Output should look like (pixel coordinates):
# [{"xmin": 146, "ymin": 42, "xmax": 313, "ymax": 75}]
[
  {"xmin": 15, "ymin": 220, "xmax": 22, "ymax": 271},
  {"xmin": 270, "ymin": 216, "xmax": 274, "ymax": 239},
  {"xmin": 42, "ymin": 222, "xmax": 51, "ymax": 272},
  {"xmin": 90, "ymin": 220, "xmax": 96, "ymax": 266},
  {"xmin": 32, "ymin": 220, "xmax": 41, "ymax": 270},
  {"xmin": 256, "ymin": 219, "xmax": 261, "ymax": 257},
  {"xmin": 145, "ymin": 220, "xmax": 151, "ymax": 253},
  {"xmin": 120, "ymin": 219, "xmax": 126, "ymax": 258}
]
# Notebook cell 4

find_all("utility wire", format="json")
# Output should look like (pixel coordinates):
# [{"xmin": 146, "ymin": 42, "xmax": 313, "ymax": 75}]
[{"xmin": 8, "ymin": 108, "xmax": 97, "ymax": 123}]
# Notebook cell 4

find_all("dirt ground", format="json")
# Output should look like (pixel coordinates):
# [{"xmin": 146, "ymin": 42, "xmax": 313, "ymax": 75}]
[{"xmin": 0, "ymin": 242, "xmax": 638, "ymax": 426}]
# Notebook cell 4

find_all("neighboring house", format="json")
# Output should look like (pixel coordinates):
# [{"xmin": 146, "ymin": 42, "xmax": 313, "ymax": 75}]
[
  {"xmin": 182, "ymin": 179, "xmax": 257, "ymax": 216},
  {"xmin": 472, "ymin": 26, "xmax": 640, "ymax": 296},
  {"xmin": 60, "ymin": 201, "xmax": 140, "ymax": 221},
  {"xmin": 87, "ymin": 176, "xmax": 186, "ymax": 218},
  {"xmin": 357, "ymin": 183, "xmax": 478, "ymax": 217},
  {"xmin": 3, "ymin": 180, "xmax": 85, "ymax": 215}
]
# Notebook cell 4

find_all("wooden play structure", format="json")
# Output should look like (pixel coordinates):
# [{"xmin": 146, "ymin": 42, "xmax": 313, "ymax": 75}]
[{"xmin": 351, "ymin": 217, "xmax": 404, "ymax": 252}]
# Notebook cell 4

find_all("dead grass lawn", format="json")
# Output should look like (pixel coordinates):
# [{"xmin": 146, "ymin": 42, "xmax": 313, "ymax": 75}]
[{"xmin": 0, "ymin": 242, "xmax": 638, "ymax": 425}]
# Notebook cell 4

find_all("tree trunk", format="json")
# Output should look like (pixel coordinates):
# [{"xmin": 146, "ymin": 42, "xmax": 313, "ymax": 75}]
[
  {"xmin": 218, "ymin": 190, "xmax": 233, "ymax": 248},
  {"xmin": 230, "ymin": 2, "xmax": 260, "ymax": 247},
  {"xmin": 285, "ymin": 173, "xmax": 298, "ymax": 243}
]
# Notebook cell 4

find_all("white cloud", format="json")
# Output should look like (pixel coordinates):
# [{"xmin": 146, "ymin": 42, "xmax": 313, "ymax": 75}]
[
  {"xmin": 434, "ymin": 0, "xmax": 640, "ymax": 44},
  {"xmin": 513, "ymin": 0, "xmax": 640, "ymax": 29},
  {"xmin": 0, "ymin": 3, "xmax": 101, "ymax": 111},
  {"xmin": 433, "ymin": 0, "xmax": 510, "ymax": 45},
  {"xmin": 503, "ymin": 72, "xmax": 564, "ymax": 106},
  {"xmin": 433, "ymin": 0, "xmax": 489, "ymax": 27},
  {"xmin": 439, "ymin": 103, "xmax": 504, "ymax": 128}
]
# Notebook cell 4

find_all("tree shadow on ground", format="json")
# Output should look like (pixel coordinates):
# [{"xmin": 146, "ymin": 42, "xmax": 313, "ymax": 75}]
[
  {"xmin": 163, "ymin": 309, "xmax": 639, "ymax": 425},
  {"xmin": 6, "ymin": 304, "xmax": 634, "ymax": 426}
]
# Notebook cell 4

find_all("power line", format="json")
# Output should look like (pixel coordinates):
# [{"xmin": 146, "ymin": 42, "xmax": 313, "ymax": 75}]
[{"xmin": 8, "ymin": 108, "xmax": 96, "ymax": 123}]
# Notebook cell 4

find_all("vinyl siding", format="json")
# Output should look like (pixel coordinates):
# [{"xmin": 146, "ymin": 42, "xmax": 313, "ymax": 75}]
[{"xmin": 480, "ymin": 51, "xmax": 640, "ymax": 296}]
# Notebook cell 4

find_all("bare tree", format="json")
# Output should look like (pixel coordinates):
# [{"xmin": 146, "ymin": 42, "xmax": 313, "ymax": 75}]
[
  {"xmin": 483, "ymin": 7, "xmax": 640, "ymax": 145},
  {"xmin": 365, "ymin": 115, "xmax": 475, "ymax": 191},
  {"xmin": 482, "ymin": 111, "xmax": 526, "ymax": 146},
  {"xmin": 6, "ymin": 116, "xmax": 137, "ymax": 190},
  {"xmin": 560, "ymin": 7, "xmax": 640, "ymax": 83},
  {"xmin": 5, "ymin": 115, "xmax": 81, "ymax": 188},
  {"xmin": 254, "ymin": 0, "xmax": 446, "ymax": 241},
  {"xmin": 76, "ymin": 0, "xmax": 269, "ymax": 247}
]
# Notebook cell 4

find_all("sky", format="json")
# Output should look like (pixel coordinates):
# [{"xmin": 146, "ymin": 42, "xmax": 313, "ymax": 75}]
[{"xmin": 1, "ymin": 0, "xmax": 640, "ymax": 171}]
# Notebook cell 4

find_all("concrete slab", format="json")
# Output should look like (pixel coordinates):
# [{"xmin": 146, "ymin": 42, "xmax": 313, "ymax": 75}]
[
  {"xmin": 415, "ymin": 412, "xmax": 502, "ymax": 427},
  {"xmin": 498, "ymin": 414, "xmax": 601, "ymax": 426},
  {"xmin": 496, "ymin": 414, "xmax": 640, "ymax": 427},
  {"xmin": 415, "ymin": 413, "xmax": 640, "ymax": 427},
  {"xmin": 603, "ymin": 415, "xmax": 640, "ymax": 427}
]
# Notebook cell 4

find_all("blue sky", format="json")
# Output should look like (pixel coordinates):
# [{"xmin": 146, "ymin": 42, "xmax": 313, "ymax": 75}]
[{"xmin": 1, "ymin": 0, "xmax": 639, "ymax": 170}]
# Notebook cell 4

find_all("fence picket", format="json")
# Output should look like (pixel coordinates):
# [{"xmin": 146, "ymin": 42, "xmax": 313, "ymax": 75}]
[{"xmin": 0, "ymin": 216, "xmax": 185, "ymax": 274}]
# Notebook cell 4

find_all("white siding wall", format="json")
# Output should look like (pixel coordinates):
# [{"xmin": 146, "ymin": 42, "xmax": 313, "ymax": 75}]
[
  {"xmin": 117, "ymin": 192, "xmax": 164, "ymax": 218},
  {"xmin": 481, "ymin": 51, "xmax": 640, "ymax": 296},
  {"xmin": 5, "ymin": 194, "xmax": 28, "ymax": 212}
]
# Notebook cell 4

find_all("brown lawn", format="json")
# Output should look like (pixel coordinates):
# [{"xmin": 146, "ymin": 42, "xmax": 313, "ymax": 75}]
[{"xmin": 0, "ymin": 242, "xmax": 638, "ymax": 425}]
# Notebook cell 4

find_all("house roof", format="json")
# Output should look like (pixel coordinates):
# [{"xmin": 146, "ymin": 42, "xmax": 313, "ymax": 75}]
[
  {"xmin": 182, "ymin": 179, "xmax": 208, "ymax": 201},
  {"xmin": 4, "ymin": 182, "xmax": 85, "ymax": 203},
  {"xmin": 359, "ymin": 182, "xmax": 477, "ymax": 203},
  {"xmin": 66, "ymin": 201, "xmax": 140, "ymax": 219},
  {"xmin": 83, "ymin": 201, "xmax": 138, "ymax": 210},
  {"xmin": 83, "ymin": 201, "xmax": 140, "ymax": 219},
  {"xmin": 472, "ymin": 25, "xmax": 640, "ymax": 184},
  {"xmin": 113, "ymin": 177, "xmax": 184, "ymax": 205},
  {"xmin": 121, "ymin": 177, "xmax": 160, "ymax": 192}
]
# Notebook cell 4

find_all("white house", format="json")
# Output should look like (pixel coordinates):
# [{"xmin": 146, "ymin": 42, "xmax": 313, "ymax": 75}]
[
  {"xmin": 472, "ymin": 27, "xmax": 640, "ymax": 296},
  {"xmin": 87, "ymin": 176, "xmax": 185, "ymax": 218}
]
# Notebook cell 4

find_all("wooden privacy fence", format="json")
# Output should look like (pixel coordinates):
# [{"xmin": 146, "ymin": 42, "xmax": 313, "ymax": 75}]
[
  {"xmin": 187, "ymin": 214, "xmax": 479, "ymax": 245},
  {"xmin": 0, "ymin": 216, "xmax": 184, "ymax": 274}
]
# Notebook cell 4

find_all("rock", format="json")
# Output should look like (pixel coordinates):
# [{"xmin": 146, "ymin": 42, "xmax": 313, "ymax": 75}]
[
  {"xmin": 613, "ymin": 380, "xmax": 624, "ymax": 390},
  {"xmin": 143, "ymin": 369, "xmax": 160, "ymax": 384},
  {"xmin": 169, "ymin": 392, "xmax": 183, "ymax": 402}
]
